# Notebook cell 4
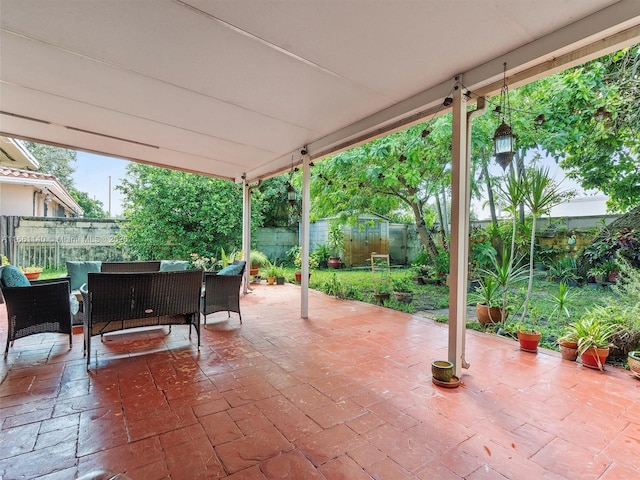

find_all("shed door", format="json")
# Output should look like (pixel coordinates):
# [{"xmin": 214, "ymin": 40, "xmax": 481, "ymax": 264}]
[{"xmin": 346, "ymin": 221, "xmax": 384, "ymax": 266}]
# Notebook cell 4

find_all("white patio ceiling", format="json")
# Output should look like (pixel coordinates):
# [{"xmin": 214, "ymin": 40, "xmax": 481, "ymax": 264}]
[{"xmin": 1, "ymin": 1, "xmax": 640, "ymax": 184}]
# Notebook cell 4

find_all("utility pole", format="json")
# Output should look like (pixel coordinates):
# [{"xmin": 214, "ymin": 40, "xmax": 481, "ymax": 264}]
[{"xmin": 108, "ymin": 175, "xmax": 112, "ymax": 218}]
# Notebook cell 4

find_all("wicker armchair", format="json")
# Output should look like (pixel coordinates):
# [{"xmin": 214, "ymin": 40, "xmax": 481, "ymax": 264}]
[
  {"xmin": 1, "ymin": 271, "xmax": 73, "ymax": 357},
  {"xmin": 202, "ymin": 261, "xmax": 246, "ymax": 324}
]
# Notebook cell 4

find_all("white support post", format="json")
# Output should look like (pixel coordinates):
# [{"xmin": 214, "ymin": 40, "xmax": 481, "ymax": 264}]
[
  {"xmin": 242, "ymin": 180, "xmax": 251, "ymax": 294},
  {"xmin": 448, "ymin": 76, "xmax": 470, "ymax": 379},
  {"xmin": 301, "ymin": 155, "xmax": 311, "ymax": 318}
]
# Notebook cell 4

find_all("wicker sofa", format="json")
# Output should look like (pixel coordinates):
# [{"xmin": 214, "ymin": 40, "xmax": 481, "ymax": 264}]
[
  {"xmin": 81, "ymin": 269, "xmax": 203, "ymax": 368},
  {"xmin": 67, "ymin": 260, "xmax": 189, "ymax": 324}
]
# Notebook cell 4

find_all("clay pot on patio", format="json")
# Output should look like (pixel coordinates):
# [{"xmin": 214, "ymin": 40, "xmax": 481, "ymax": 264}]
[
  {"xmin": 431, "ymin": 360, "xmax": 454, "ymax": 382},
  {"xmin": 558, "ymin": 337, "xmax": 578, "ymax": 361},
  {"xmin": 559, "ymin": 345, "xmax": 578, "ymax": 361},
  {"xmin": 476, "ymin": 304, "xmax": 506, "ymax": 326},
  {"xmin": 580, "ymin": 347, "xmax": 610, "ymax": 370},
  {"xmin": 628, "ymin": 351, "xmax": 640, "ymax": 379},
  {"xmin": 517, "ymin": 330, "xmax": 541, "ymax": 353}
]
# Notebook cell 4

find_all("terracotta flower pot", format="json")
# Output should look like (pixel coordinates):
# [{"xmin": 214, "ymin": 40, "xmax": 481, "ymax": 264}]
[
  {"xmin": 559, "ymin": 345, "xmax": 578, "ymax": 361},
  {"xmin": 294, "ymin": 272, "xmax": 311, "ymax": 283},
  {"xmin": 517, "ymin": 330, "xmax": 541, "ymax": 353},
  {"xmin": 580, "ymin": 347, "xmax": 610, "ymax": 370},
  {"xmin": 328, "ymin": 257, "xmax": 342, "ymax": 269},
  {"xmin": 476, "ymin": 304, "xmax": 506, "ymax": 326},
  {"xmin": 558, "ymin": 338, "xmax": 579, "ymax": 361},
  {"xmin": 628, "ymin": 351, "xmax": 640, "ymax": 379},
  {"xmin": 24, "ymin": 271, "xmax": 42, "ymax": 280}
]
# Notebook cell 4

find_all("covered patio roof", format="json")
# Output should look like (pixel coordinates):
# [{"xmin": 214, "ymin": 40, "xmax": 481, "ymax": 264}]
[{"xmin": 1, "ymin": 1, "xmax": 640, "ymax": 183}]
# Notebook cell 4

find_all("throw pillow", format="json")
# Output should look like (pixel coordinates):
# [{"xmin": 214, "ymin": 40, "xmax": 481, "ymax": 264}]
[
  {"xmin": 217, "ymin": 263, "xmax": 244, "ymax": 276},
  {"xmin": 159, "ymin": 260, "xmax": 190, "ymax": 272},
  {"xmin": 1, "ymin": 265, "xmax": 31, "ymax": 287},
  {"xmin": 66, "ymin": 261, "xmax": 102, "ymax": 290}
]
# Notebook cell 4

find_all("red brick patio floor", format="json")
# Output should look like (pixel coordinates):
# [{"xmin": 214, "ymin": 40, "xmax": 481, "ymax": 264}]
[{"xmin": 1, "ymin": 283, "xmax": 639, "ymax": 479}]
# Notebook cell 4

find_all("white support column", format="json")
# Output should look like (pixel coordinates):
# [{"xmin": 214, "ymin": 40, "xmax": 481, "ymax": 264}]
[
  {"xmin": 301, "ymin": 155, "xmax": 311, "ymax": 318},
  {"xmin": 242, "ymin": 180, "xmax": 251, "ymax": 294},
  {"xmin": 448, "ymin": 76, "xmax": 470, "ymax": 379}
]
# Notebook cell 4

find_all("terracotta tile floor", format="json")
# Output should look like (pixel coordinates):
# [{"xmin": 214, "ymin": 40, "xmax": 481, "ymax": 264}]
[{"xmin": 1, "ymin": 283, "xmax": 639, "ymax": 479}]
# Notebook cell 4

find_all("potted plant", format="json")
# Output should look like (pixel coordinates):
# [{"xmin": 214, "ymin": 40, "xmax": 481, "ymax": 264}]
[
  {"xmin": 249, "ymin": 251, "xmax": 269, "ymax": 276},
  {"xmin": 557, "ymin": 331, "xmax": 579, "ymax": 361},
  {"xmin": 265, "ymin": 262, "xmax": 279, "ymax": 285},
  {"xmin": 587, "ymin": 266, "xmax": 607, "ymax": 285},
  {"xmin": 517, "ymin": 309, "xmax": 542, "ymax": 353},
  {"xmin": 274, "ymin": 264, "xmax": 286, "ymax": 285},
  {"xmin": 628, "ymin": 351, "xmax": 640, "ymax": 379},
  {"xmin": 471, "ymin": 275, "xmax": 504, "ymax": 326},
  {"xmin": 293, "ymin": 247, "xmax": 318, "ymax": 282},
  {"xmin": 313, "ymin": 244, "xmax": 330, "ymax": 269},
  {"xmin": 20, "ymin": 265, "xmax": 43, "ymax": 280},
  {"xmin": 603, "ymin": 259, "xmax": 619, "ymax": 283},
  {"xmin": 566, "ymin": 311, "xmax": 618, "ymax": 371},
  {"xmin": 392, "ymin": 276, "xmax": 414, "ymax": 303},
  {"xmin": 373, "ymin": 283, "xmax": 391, "ymax": 304},
  {"xmin": 471, "ymin": 251, "xmax": 528, "ymax": 326},
  {"xmin": 327, "ymin": 223, "xmax": 345, "ymax": 269}
]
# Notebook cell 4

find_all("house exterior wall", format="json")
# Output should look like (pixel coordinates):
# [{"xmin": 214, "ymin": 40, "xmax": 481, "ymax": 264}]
[
  {"xmin": 0, "ymin": 183, "xmax": 75, "ymax": 217},
  {"xmin": 0, "ymin": 184, "xmax": 39, "ymax": 216}
]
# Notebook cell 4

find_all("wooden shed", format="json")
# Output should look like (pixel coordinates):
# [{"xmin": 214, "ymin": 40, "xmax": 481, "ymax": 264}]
[{"xmin": 310, "ymin": 214, "xmax": 391, "ymax": 267}]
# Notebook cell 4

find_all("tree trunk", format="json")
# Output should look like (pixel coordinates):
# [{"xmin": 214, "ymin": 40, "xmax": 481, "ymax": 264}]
[
  {"xmin": 482, "ymin": 158, "xmax": 498, "ymax": 227},
  {"xmin": 515, "ymin": 152, "xmax": 526, "ymax": 225},
  {"xmin": 409, "ymin": 201, "xmax": 439, "ymax": 258},
  {"xmin": 441, "ymin": 187, "xmax": 449, "ymax": 237},
  {"xmin": 434, "ymin": 192, "xmax": 447, "ymax": 247}
]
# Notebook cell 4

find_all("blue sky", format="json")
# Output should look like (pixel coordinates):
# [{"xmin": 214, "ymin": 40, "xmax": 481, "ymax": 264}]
[{"xmin": 73, "ymin": 151, "xmax": 129, "ymax": 216}]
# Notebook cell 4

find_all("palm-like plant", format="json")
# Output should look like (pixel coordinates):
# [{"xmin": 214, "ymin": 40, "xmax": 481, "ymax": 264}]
[
  {"xmin": 519, "ymin": 166, "xmax": 573, "ymax": 322},
  {"xmin": 549, "ymin": 281, "xmax": 576, "ymax": 326}
]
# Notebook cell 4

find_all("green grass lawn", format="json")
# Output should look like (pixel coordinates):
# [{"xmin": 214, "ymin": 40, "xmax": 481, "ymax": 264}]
[{"xmin": 278, "ymin": 266, "xmax": 614, "ymax": 351}]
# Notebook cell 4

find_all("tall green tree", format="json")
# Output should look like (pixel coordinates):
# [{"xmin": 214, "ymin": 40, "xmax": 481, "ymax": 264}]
[
  {"xmin": 69, "ymin": 188, "xmax": 108, "ymax": 218},
  {"xmin": 25, "ymin": 141, "xmax": 107, "ymax": 217},
  {"xmin": 26, "ymin": 141, "xmax": 77, "ymax": 189},
  {"xmin": 518, "ymin": 44, "xmax": 639, "ymax": 212},
  {"xmin": 310, "ymin": 121, "xmax": 454, "ymax": 257},
  {"xmin": 117, "ymin": 163, "xmax": 262, "ymax": 260}
]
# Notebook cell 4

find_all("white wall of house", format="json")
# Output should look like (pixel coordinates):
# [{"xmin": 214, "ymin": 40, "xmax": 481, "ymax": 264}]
[{"xmin": 0, "ymin": 183, "xmax": 73, "ymax": 217}]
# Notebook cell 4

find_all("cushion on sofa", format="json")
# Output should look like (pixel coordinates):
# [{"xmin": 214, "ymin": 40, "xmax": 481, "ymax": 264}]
[
  {"xmin": 1, "ymin": 265, "xmax": 31, "ymax": 287},
  {"xmin": 159, "ymin": 260, "xmax": 190, "ymax": 272},
  {"xmin": 217, "ymin": 263, "xmax": 244, "ymax": 276},
  {"xmin": 66, "ymin": 261, "xmax": 102, "ymax": 290}
]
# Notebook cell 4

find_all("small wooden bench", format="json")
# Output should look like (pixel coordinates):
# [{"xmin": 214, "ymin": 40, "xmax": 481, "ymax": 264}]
[{"xmin": 81, "ymin": 269, "xmax": 203, "ymax": 368}]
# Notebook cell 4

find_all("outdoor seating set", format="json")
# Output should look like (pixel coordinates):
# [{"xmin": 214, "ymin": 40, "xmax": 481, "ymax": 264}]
[{"xmin": 0, "ymin": 260, "xmax": 246, "ymax": 367}]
